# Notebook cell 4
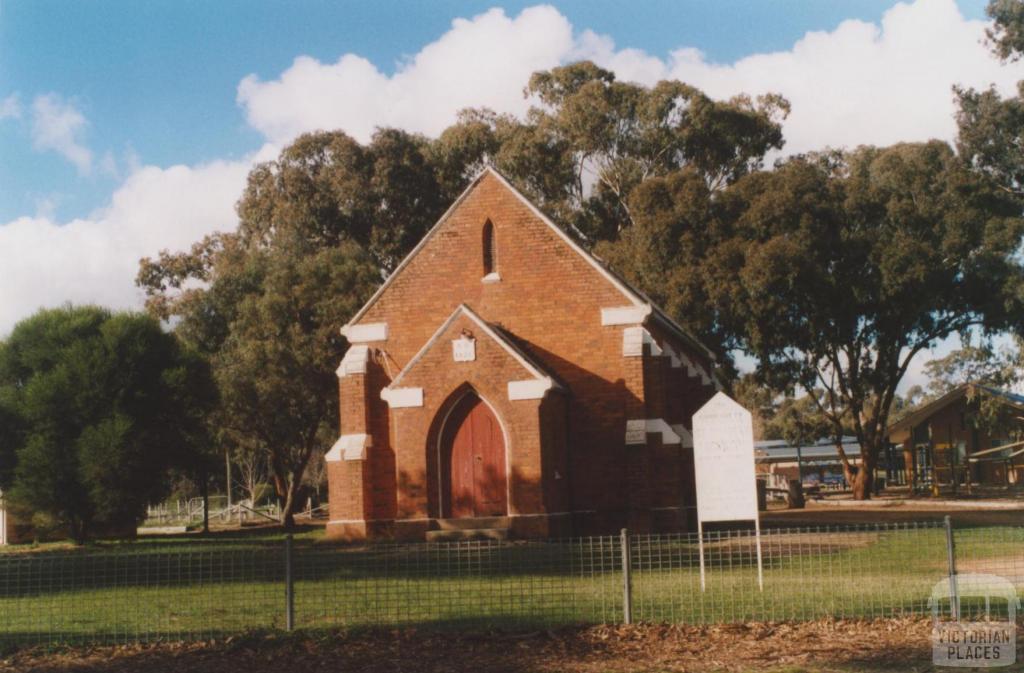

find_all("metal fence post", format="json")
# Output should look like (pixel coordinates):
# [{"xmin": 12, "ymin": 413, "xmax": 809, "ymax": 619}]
[
  {"xmin": 944, "ymin": 515, "xmax": 959, "ymax": 620},
  {"xmin": 620, "ymin": 528, "xmax": 633, "ymax": 625},
  {"xmin": 285, "ymin": 533, "xmax": 295, "ymax": 631}
]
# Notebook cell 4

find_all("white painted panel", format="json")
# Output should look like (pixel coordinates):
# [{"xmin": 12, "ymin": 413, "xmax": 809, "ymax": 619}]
[
  {"xmin": 692, "ymin": 392, "xmax": 758, "ymax": 522},
  {"xmin": 678, "ymin": 352, "xmax": 712, "ymax": 386},
  {"xmin": 644, "ymin": 330, "xmax": 663, "ymax": 356},
  {"xmin": 341, "ymin": 322, "xmax": 388, "ymax": 343},
  {"xmin": 625, "ymin": 419, "xmax": 647, "ymax": 445},
  {"xmin": 672, "ymin": 424, "xmax": 694, "ymax": 448},
  {"xmin": 662, "ymin": 342, "xmax": 683, "ymax": 368},
  {"xmin": 601, "ymin": 305, "xmax": 650, "ymax": 326},
  {"xmin": 381, "ymin": 387, "xmax": 424, "ymax": 408},
  {"xmin": 335, "ymin": 344, "xmax": 370, "ymax": 377},
  {"xmin": 646, "ymin": 419, "xmax": 681, "ymax": 444},
  {"xmin": 326, "ymin": 434, "xmax": 372, "ymax": 462},
  {"xmin": 622, "ymin": 327, "xmax": 644, "ymax": 356},
  {"xmin": 508, "ymin": 378, "xmax": 552, "ymax": 400},
  {"xmin": 623, "ymin": 327, "xmax": 666, "ymax": 358}
]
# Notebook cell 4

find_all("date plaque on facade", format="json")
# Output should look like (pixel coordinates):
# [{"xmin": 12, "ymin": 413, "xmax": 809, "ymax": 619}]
[{"xmin": 453, "ymin": 336, "xmax": 476, "ymax": 362}]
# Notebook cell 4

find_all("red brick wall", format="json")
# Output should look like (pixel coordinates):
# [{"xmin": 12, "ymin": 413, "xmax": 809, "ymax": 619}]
[
  {"xmin": 380, "ymin": 312, "xmax": 565, "ymax": 534},
  {"xmin": 329, "ymin": 171, "xmax": 716, "ymax": 539},
  {"xmin": 644, "ymin": 321, "xmax": 715, "ymax": 529}
]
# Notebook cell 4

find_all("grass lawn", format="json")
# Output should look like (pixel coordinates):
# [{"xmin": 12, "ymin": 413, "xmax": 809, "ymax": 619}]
[{"xmin": 0, "ymin": 523, "xmax": 1021, "ymax": 649}]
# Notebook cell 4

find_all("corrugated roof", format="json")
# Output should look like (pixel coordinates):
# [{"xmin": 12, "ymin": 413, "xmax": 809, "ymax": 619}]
[{"xmin": 754, "ymin": 436, "xmax": 861, "ymax": 462}]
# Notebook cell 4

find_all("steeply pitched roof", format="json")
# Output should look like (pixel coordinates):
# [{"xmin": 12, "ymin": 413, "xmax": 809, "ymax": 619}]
[{"xmin": 341, "ymin": 166, "xmax": 715, "ymax": 361}]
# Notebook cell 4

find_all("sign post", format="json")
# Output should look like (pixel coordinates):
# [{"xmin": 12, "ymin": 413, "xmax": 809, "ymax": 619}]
[{"xmin": 692, "ymin": 392, "xmax": 763, "ymax": 591}]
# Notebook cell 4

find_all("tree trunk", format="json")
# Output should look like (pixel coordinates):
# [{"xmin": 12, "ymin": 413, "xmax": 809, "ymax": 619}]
[
  {"xmin": 786, "ymin": 479, "xmax": 805, "ymax": 509},
  {"xmin": 851, "ymin": 467, "xmax": 873, "ymax": 500},
  {"xmin": 199, "ymin": 467, "xmax": 210, "ymax": 534},
  {"xmin": 69, "ymin": 518, "xmax": 87, "ymax": 546},
  {"xmin": 271, "ymin": 443, "xmax": 316, "ymax": 532},
  {"xmin": 280, "ymin": 475, "xmax": 301, "ymax": 531},
  {"xmin": 850, "ymin": 442, "xmax": 880, "ymax": 500}
]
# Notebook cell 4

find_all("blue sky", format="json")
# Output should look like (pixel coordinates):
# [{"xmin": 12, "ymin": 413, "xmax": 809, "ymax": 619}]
[
  {"xmin": 0, "ymin": 0, "xmax": 987, "ymax": 224},
  {"xmin": 0, "ymin": 0, "xmax": 1016, "ymax": 388}
]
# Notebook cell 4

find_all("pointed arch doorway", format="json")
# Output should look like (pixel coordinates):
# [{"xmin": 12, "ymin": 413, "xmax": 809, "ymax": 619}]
[{"xmin": 440, "ymin": 391, "xmax": 508, "ymax": 518}]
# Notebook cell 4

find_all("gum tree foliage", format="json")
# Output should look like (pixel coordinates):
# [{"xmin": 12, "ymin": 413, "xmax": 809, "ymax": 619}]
[
  {"xmin": 948, "ymin": 0, "xmax": 1024, "ymax": 447},
  {"xmin": 524, "ymin": 62, "xmax": 789, "ymax": 238},
  {"xmin": 985, "ymin": 0, "xmax": 1024, "ymax": 62},
  {"xmin": 918, "ymin": 337, "xmax": 1024, "ymax": 437},
  {"xmin": 699, "ymin": 143, "xmax": 1024, "ymax": 498},
  {"xmin": 439, "ymin": 62, "xmax": 789, "ymax": 365},
  {"xmin": 765, "ymin": 394, "xmax": 834, "ymax": 450},
  {"xmin": 923, "ymin": 337, "xmax": 1024, "ymax": 396},
  {"xmin": 138, "ymin": 65, "xmax": 790, "ymax": 527},
  {"xmin": 137, "ymin": 154, "xmax": 385, "ymax": 526},
  {"xmin": 0, "ymin": 306, "xmax": 213, "ymax": 544},
  {"xmin": 734, "ymin": 374, "xmax": 833, "ymax": 445},
  {"xmin": 956, "ymin": 0, "xmax": 1024, "ymax": 196},
  {"xmin": 137, "ymin": 131, "xmax": 416, "ymax": 527}
]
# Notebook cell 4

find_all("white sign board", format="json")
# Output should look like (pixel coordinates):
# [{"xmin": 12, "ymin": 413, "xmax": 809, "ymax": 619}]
[
  {"xmin": 692, "ymin": 391, "xmax": 763, "ymax": 591},
  {"xmin": 692, "ymin": 391, "xmax": 758, "ymax": 522}
]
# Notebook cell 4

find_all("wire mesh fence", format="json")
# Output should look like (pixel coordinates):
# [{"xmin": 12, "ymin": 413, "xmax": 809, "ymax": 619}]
[
  {"xmin": 0, "ymin": 520, "xmax": 1021, "ymax": 649},
  {"xmin": 295, "ymin": 534, "xmax": 624, "ymax": 630},
  {"xmin": 0, "ymin": 541, "xmax": 285, "ymax": 646}
]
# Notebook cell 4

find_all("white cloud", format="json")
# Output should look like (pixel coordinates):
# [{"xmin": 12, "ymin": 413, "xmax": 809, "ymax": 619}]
[
  {"xmin": 238, "ymin": 0, "xmax": 1024, "ymax": 156},
  {"xmin": 30, "ymin": 93, "xmax": 93, "ymax": 174},
  {"xmin": 594, "ymin": 0, "xmax": 1024, "ymax": 155},
  {"xmin": 0, "ymin": 94, "xmax": 21, "ymax": 121},
  {"xmin": 237, "ymin": 6, "xmax": 574, "ymax": 144},
  {"xmin": 0, "ymin": 151, "xmax": 271, "ymax": 335}
]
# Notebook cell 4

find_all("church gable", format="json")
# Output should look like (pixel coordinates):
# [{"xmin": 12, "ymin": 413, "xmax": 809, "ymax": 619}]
[
  {"xmin": 340, "ymin": 167, "xmax": 648, "ymax": 365},
  {"xmin": 382, "ymin": 304, "xmax": 559, "ymax": 408},
  {"xmin": 326, "ymin": 168, "xmax": 721, "ymax": 541}
]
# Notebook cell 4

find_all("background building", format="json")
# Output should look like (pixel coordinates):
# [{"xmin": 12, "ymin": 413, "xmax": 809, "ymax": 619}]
[{"xmin": 886, "ymin": 384, "xmax": 1024, "ymax": 490}]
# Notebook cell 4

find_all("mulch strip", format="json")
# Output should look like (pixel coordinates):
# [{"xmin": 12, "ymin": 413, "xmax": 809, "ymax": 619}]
[{"xmin": 0, "ymin": 617, "xmax": 962, "ymax": 673}]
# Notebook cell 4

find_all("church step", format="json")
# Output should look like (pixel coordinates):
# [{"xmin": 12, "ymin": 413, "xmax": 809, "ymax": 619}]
[
  {"xmin": 435, "ymin": 516, "xmax": 510, "ymax": 531},
  {"xmin": 425, "ymin": 528, "xmax": 509, "ymax": 543}
]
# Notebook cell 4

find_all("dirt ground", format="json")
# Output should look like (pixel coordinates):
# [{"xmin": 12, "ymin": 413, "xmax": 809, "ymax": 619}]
[{"xmin": 5, "ymin": 618, "xmax": 1019, "ymax": 673}]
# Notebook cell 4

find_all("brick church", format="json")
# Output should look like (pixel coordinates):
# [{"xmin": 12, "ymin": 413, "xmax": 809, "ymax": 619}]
[{"xmin": 325, "ymin": 168, "xmax": 718, "ymax": 541}]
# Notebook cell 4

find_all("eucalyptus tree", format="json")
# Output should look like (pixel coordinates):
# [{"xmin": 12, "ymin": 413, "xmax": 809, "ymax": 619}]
[
  {"xmin": 956, "ymin": 0, "xmax": 1024, "ymax": 196},
  {"xmin": 700, "ymin": 142, "xmax": 1024, "ymax": 498},
  {"xmin": 524, "ymin": 61, "xmax": 789, "ymax": 240},
  {"xmin": 138, "ymin": 131, "xmax": 388, "ymax": 528}
]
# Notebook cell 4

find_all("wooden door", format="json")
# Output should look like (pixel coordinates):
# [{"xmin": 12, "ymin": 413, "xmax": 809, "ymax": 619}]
[{"xmin": 444, "ymin": 393, "xmax": 507, "ymax": 518}]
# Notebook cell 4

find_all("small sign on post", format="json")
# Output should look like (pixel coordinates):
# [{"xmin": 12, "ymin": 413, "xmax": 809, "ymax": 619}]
[{"xmin": 692, "ymin": 391, "xmax": 764, "ymax": 592}]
